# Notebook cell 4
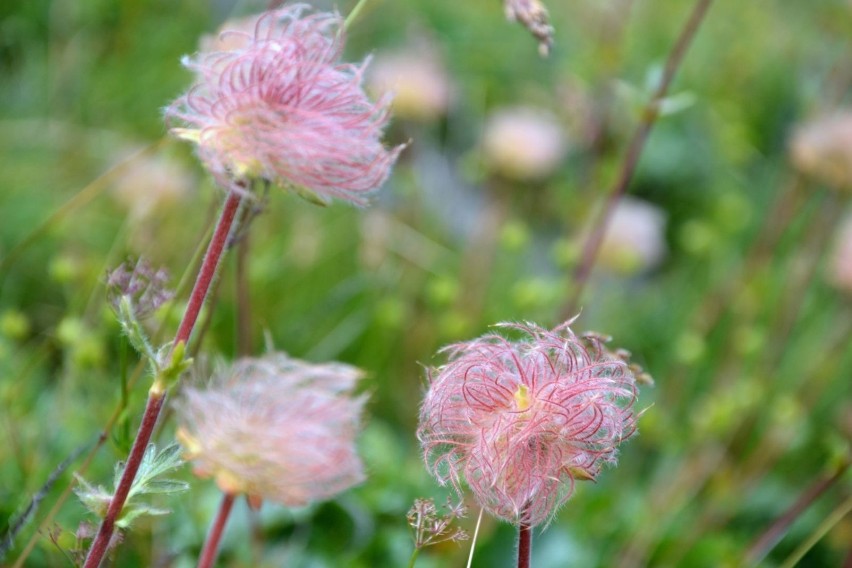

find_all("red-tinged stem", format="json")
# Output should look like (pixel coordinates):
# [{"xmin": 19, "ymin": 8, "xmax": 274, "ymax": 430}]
[
  {"xmin": 175, "ymin": 191, "xmax": 243, "ymax": 345},
  {"xmin": 517, "ymin": 521, "xmax": 532, "ymax": 568},
  {"xmin": 197, "ymin": 493, "xmax": 236, "ymax": 568},
  {"xmin": 83, "ymin": 191, "xmax": 244, "ymax": 568},
  {"xmin": 745, "ymin": 460, "xmax": 850, "ymax": 566},
  {"xmin": 559, "ymin": 0, "xmax": 714, "ymax": 320},
  {"xmin": 82, "ymin": 393, "xmax": 166, "ymax": 568}
]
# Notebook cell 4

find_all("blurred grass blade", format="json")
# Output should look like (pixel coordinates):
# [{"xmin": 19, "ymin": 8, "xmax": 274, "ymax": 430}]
[{"xmin": 0, "ymin": 441, "xmax": 91, "ymax": 561}]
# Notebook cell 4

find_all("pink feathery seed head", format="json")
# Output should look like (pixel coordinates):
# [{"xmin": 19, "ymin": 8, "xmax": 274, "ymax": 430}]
[
  {"xmin": 165, "ymin": 4, "xmax": 403, "ymax": 206},
  {"xmin": 175, "ymin": 352, "xmax": 367, "ymax": 507},
  {"xmin": 417, "ymin": 319, "xmax": 641, "ymax": 527}
]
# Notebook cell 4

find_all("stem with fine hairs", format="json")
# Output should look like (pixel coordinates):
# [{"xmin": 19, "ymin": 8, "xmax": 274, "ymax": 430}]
[
  {"xmin": 12, "ymin": 221, "xmax": 217, "ymax": 568},
  {"xmin": 559, "ymin": 0, "xmax": 714, "ymax": 320},
  {"xmin": 197, "ymin": 493, "xmax": 237, "ymax": 568},
  {"xmin": 83, "ymin": 191, "xmax": 244, "ymax": 568}
]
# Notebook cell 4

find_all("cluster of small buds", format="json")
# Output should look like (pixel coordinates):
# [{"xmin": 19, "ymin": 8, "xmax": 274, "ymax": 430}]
[
  {"xmin": 418, "ymin": 319, "xmax": 642, "ymax": 527},
  {"xmin": 175, "ymin": 352, "xmax": 367, "ymax": 508},
  {"xmin": 165, "ymin": 4, "xmax": 403, "ymax": 206},
  {"xmin": 504, "ymin": 0, "xmax": 555, "ymax": 56},
  {"xmin": 106, "ymin": 258, "xmax": 174, "ymax": 319},
  {"xmin": 407, "ymin": 497, "xmax": 470, "ymax": 550}
]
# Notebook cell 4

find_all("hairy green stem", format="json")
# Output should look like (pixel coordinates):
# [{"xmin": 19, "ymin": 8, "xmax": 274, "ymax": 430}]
[{"xmin": 407, "ymin": 547, "xmax": 421, "ymax": 568}]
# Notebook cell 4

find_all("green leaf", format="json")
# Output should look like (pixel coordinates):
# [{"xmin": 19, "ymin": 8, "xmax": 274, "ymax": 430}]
[
  {"xmin": 117, "ymin": 296, "xmax": 157, "ymax": 363},
  {"xmin": 115, "ymin": 503, "xmax": 171, "ymax": 530},
  {"xmin": 77, "ymin": 444, "xmax": 188, "ymax": 532},
  {"xmin": 73, "ymin": 474, "xmax": 112, "ymax": 518},
  {"xmin": 155, "ymin": 342, "xmax": 193, "ymax": 391},
  {"xmin": 134, "ymin": 479, "xmax": 190, "ymax": 495}
]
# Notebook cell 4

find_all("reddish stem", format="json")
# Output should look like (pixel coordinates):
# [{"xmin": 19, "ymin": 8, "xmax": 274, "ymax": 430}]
[
  {"xmin": 82, "ymin": 393, "xmax": 166, "ymax": 568},
  {"xmin": 197, "ymin": 493, "xmax": 236, "ymax": 568},
  {"xmin": 559, "ymin": 0, "xmax": 714, "ymax": 320},
  {"xmin": 83, "ymin": 191, "xmax": 243, "ymax": 568},
  {"xmin": 745, "ymin": 461, "xmax": 850, "ymax": 566},
  {"xmin": 175, "ymin": 192, "xmax": 243, "ymax": 345},
  {"xmin": 517, "ymin": 521, "xmax": 532, "ymax": 568}
]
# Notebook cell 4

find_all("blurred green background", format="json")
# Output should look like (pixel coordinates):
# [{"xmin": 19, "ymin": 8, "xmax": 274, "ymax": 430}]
[{"xmin": 1, "ymin": 0, "xmax": 851, "ymax": 566}]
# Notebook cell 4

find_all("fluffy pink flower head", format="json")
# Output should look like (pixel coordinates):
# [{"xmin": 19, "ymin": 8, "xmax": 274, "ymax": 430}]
[
  {"xmin": 175, "ymin": 352, "xmax": 367, "ymax": 507},
  {"xmin": 418, "ymin": 319, "xmax": 640, "ymax": 527},
  {"xmin": 165, "ymin": 4, "xmax": 402, "ymax": 206}
]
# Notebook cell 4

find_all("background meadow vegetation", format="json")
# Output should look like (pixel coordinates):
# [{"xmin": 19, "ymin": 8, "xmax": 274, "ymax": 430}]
[{"xmin": 1, "ymin": 0, "xmax": 851, "ymax": 566}]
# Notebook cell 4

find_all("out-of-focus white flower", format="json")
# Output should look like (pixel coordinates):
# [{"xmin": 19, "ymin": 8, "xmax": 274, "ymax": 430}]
[
  {"xmin": 176, "ymin": 352, "xmax": 367, "ymax": 507},
  {"xmin": 111, "ymin": 152, "xmax": 194, "ymax": 220},
  {"xmin": 368, "ymin": 46, "xmax": 453, "ymax": 122},
  {"xmin": 198, "ymin": 13, "xmax": 263, "ymax": 54},
  {"xmin": 790, "ymin": 111, "xmax": 852, "ymax": 191},
  {"xmin": 828, "ymin": 212, "xmax": 852, "ymax": 293},
  {"xmin": 598, "ymin": 197, "xmax": 667, "ymax": 274},
  {"xmin": 481, "ymin": 106, "xmax": 567, "ymax": 180}
]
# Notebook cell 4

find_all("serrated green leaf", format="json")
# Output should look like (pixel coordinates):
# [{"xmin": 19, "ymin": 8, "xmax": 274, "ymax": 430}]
[
  {"xmin": 659, "ymin": 92, "xmax": 697, "ymax": 117},
  {"xmin": 134, "ymin": 479, "xmax": 190, "ymax": 495},
  {"xmin": 73, "ymin": 474, "xmax": 112, "ymax": 518},
  {"xmin": 127, "ymin": 443, "xmax": 187, "ymax": 501},
  {"xmin": 115, "ymin": 503, "xmax": 171, "ymax": 529},
  {"xmin": 80, "ymin": 444, "xmax": 187, "ymax": 532}
]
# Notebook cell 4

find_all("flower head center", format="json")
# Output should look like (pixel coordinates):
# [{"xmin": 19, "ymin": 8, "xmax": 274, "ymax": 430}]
[{"xmin": 513, "ymin": 383, "xmax": 531, "ymax": 412}]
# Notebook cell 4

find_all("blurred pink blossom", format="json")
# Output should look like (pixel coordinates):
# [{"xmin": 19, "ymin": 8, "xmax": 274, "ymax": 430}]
[
  {"xmin": 790, "ymin": 111, "xmax": 852, "ymax": 191},
  {"xmin": 418, "ymin": 320, "xmax": 639, "ymax": 527},
  {"xmin": 176, "ymin": 352, "xmax": 366, "ymax": 507},
  {"xmin": 598, "ymin": 197, "xmax": 668, "ymax": 274},
  {"xmin": 828, "ymin": 212, "xmax": 852, "ymax": 293},
  {"xmin": 110, "ymin": 151, "xmax": 194, "ymax": 220},
  {"xmin": 368, "ymin": 45, "xmax": 454, "ymax": 121},
  {"xmin": 481, "ymin": 106, "xmax": 567, "ymax": 180},
  {"xmin": 166, "ymin": 4, "xmax": 402, "ymax": 206}
]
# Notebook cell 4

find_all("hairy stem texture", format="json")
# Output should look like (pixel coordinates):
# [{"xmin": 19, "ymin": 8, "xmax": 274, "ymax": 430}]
[{"xmin": 83, "ymin": 191, "xmax": 243, "ymax": 568}]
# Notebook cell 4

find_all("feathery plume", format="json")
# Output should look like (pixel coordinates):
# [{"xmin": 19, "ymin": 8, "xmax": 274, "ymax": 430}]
[
  {"xmin": 418, "ymin": 320, "xmax": 640, "ymax": 527},
  {"xmin": 166, "ymin": 4, "xmax": 402, "ymax": 205}
]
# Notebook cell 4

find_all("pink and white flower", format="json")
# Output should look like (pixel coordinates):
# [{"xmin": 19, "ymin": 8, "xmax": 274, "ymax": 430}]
[
  {"xmin": 418, "ymin": 320, "xmax": 639, "ymax": 526},
  {"xmin": 176, "ymin": 352, "xmax": 367, "ymax": 507},
  {"xmin": 166, "ymin": 4, "xmax": 402, "ymax": 205}
]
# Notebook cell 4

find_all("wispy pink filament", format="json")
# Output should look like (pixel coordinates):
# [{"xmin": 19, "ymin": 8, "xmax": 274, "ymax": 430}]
[
  {"xmin": 418, "ymin": 320, "xmax": 638, "ymax": 526},
  {"xmin": 166, "ymin": 4, "xmax": 402, "ymax": 205}
]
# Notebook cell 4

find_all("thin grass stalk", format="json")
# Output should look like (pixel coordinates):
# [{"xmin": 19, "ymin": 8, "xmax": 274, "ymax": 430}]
[{"xmin": 559, "ymin": 0, "xmax": 714, "ymax": 319}]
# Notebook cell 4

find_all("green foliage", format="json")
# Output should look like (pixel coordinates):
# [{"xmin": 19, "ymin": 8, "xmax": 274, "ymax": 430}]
[
  {"xmin": 0, "ymin": 0, "xmax": 850, "ymax": 566},
  {"xmin": 74, "ymin": 444, "xmax": 188, "ymax": 531}
]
